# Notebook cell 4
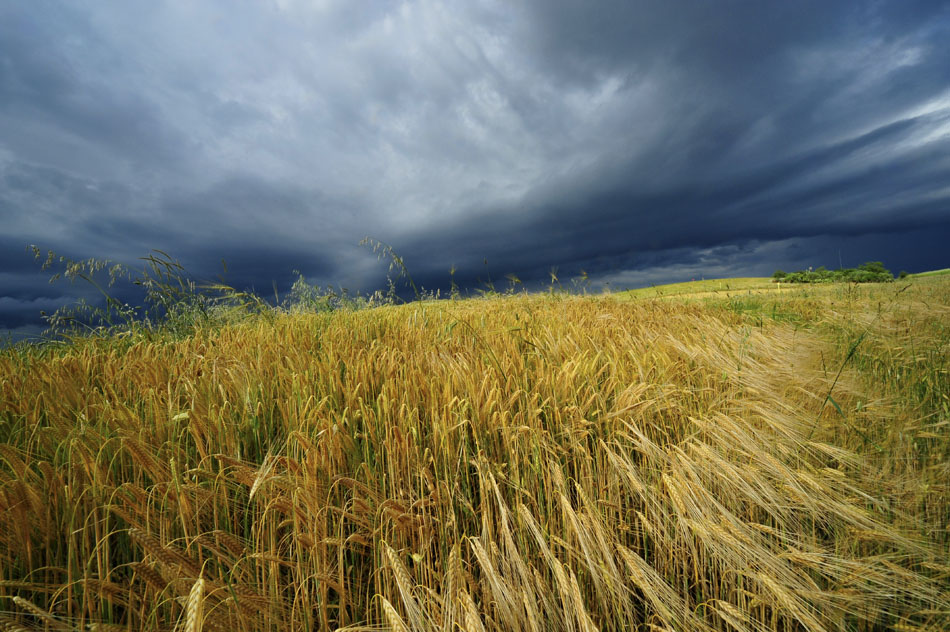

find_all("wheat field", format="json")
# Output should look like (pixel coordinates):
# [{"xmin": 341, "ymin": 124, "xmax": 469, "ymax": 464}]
[{"xmin": 1, "ymin": 279, "xmax": 948, "ymax": 631}]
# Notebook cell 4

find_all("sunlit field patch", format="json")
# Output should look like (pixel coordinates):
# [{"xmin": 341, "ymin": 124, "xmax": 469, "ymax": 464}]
[{"xmin": 1, "ymin": 277, "xmax": 948, "ymax": 631}]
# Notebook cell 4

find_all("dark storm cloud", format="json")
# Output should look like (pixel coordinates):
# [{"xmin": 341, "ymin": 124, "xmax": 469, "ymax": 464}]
[
  {"xmin": 394, "ymin": 104, "xmax": 950, "ymax": 291},
  {"xmin": 389, "ymin": 0, "xmax": 950, "ymax": 288},
  {"xmin": 1, "ymin": 1, "xmax": 949, "ymax": 337}
]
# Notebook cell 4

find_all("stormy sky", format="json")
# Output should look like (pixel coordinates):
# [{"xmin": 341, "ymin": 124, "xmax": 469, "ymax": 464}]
[{"xmin": 2, "ymin": 1, "xmax": 949, "ymax": 340}]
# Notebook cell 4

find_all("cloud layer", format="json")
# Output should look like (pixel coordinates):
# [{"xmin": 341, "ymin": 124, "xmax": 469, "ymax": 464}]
[{"xmin": 2, "ymin": 1, "xmax": 949, "ymax": 338}]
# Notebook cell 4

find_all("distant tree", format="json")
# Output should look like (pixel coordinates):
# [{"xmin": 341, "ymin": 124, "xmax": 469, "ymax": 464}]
[
  {"xmin": 772, "ymin": 270, "xmax": 787, "ymax": 280},
  {"xmin": 858, "ymin": 261, "xmax": 893, "ymax": 282},
  {"xmin": 899, "ymin": 270, "xmax": 909, "ymax": 279},
  {"xmin": 858, "ymin": 261, "xmax": 888, "ymax": 274}
]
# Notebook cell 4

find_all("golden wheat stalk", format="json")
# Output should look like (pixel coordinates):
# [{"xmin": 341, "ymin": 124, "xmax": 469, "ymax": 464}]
[
  {"xmin": 183, "ymin": 577, "xmax": 205, "ymax": 632},
  {"xmin": 0, "ymin": 615, "xmax": 34, "ymax": 632},
  {"xmin": 12, "ymin": 597, "xmax": 67, "ymax": 630},
  {"xmin": 1, "ymin": 281, "xmax": 948, "ymax": 630},
  {"xmin": 379, "ymin": 595, "xmax": 410, "ymax": 632},
  {"xmin": 382, "ymin": 541, "xmax": 428, "ymax": 631}
]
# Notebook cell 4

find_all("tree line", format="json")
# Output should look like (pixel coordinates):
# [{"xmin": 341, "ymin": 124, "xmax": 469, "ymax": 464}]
[{"xmin": 772, "ymin": 261, "xmax": 897, "ymax": 283}]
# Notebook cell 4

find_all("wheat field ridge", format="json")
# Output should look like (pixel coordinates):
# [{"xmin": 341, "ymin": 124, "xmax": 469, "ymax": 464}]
[{"xmin": 1, "ymin": 278, "xmax": 948, "ymax": 631}]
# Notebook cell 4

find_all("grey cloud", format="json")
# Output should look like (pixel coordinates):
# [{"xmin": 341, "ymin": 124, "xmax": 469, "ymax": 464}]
[
  {"xmin": 390, "ymin": 103, "xmax": 950, "ymax": 285},
  {"xmin": 0, "ymin": 5, "xmax": 189, "ymax": 179},
  {"xmin": 1, "ymin": 1, "xmax": 948, "ymax": 336}
]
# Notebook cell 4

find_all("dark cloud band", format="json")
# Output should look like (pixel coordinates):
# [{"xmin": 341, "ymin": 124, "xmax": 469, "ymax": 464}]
[{"xmin": 1, "ymin": 1, "xmax": 948, "ymax": 337}]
